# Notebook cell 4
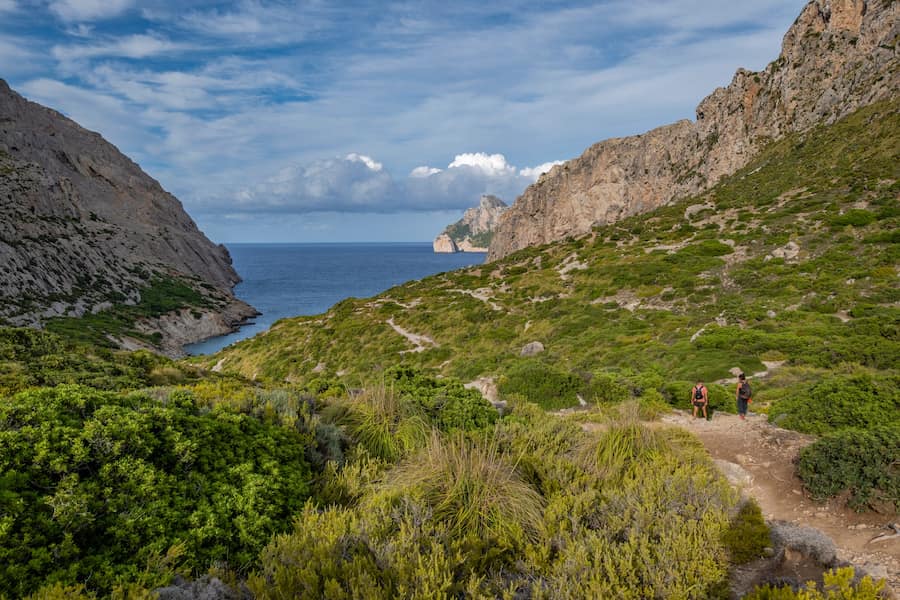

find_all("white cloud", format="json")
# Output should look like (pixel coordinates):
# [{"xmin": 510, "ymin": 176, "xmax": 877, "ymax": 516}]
[
  {"xmin": 346, "ymin": 153, "xmax": 383, "ymax": 172},
  {"xmin": 220, "ymin": 152, "xmax": 559, "ymax": 215},
  {"xmin": 447, "ymin": 152, "xmax": 516, "ymax": 176},
  {"xmin": 0, "ymin": 37, "xmax": 41, "ymax": 76},
  {"xmin": 48, "ymin": 0, "xmax": 133, "ymax": 22},
  {"xmin": 52, "ymin": 33, "xmax": 182, "ymax": 62},
  {"xmin": 410, "ymin": 166, "xmax": 442, "ymax": 178},
  {"xmin": 519, "ymin": 160, "xmax": 565, "ymax": 180},
  {"xmin": 0, "ymin": 0, "xmax": 17, "ymax": 13}
]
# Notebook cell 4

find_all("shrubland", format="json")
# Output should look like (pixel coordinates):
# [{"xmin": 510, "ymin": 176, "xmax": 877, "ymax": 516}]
[
  {"xmin": 0, "ymin": 101, "xmax": 896, "ymax": 597},
  {"xmin": 198, "ymin": 100, "xmax": 899, "ymax": 515}
]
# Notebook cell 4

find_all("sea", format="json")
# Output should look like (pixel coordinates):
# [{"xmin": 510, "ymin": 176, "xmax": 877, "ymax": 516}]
[{"xmin": 184, "ymin": 243, "xmax": 486, "ymax": 356}]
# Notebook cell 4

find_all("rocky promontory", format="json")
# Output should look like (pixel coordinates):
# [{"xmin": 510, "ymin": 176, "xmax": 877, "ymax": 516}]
[
  {"xmin": 488, "ymin": 0, "xmax": 899, "ymax": 261},
  {"xmin": 434, "ymin": 194, "xmax": 507, "ymax": 253},
  {"xmin": 0, "ymin": 79, "xmax": 256, "ymax": 355}
]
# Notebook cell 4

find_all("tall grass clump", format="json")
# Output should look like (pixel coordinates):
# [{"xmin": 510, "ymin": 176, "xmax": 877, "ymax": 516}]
[
  {"xmin": 578, "ymin": 401, "xmax": 665, "ymax": 481},
  {"xmin": 325, "ymin": 385, "xmax": 430, "ymax": 462},
  {"xmin": 381, "ymin": 432, "xmax": 545, "ymax": 547}
]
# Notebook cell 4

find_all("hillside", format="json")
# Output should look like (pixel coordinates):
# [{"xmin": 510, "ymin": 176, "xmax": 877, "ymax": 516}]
[
  {"xmin": 487, "ymin": 0, "xmax": 899, "ymax": 260},
  {"xmin": 200, "ymin": 99, "xmax": 899, "ymax": 402},
  {"xmin": 0, "ymin": 80, "xmax": 255, "ymax": 355}
]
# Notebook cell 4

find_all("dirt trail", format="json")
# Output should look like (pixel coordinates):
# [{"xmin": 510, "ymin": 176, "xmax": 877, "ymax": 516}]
[
  {"xmin": 385, "ymin": 317, "xmax": 437, "ymax": 353},
  {"xmin": 660, "ymin": 410, "xmax": 899, "ymax": 592}
]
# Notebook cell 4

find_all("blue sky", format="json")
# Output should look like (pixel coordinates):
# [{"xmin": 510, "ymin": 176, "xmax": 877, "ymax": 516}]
[{"xmin": 1, "ymin": 0, "xmax": 807, "ymax": 243}]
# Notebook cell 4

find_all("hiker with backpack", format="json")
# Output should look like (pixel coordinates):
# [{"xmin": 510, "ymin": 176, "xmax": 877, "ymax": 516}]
[
  {"xmin": 736, "ymin": 373, "xmax": 752, "ymax": 420},
  {"xmin": 691, "ymin": 379, "xmax": 708, "ymax": 420}
]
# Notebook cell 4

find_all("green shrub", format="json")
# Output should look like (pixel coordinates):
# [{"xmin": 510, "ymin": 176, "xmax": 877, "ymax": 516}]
[
  {"xmin": 744, "ymin": 567, "xmax": 884, "ymax": 599},
  {"xmin": 498, "ymin": 360, "xmax": 582, "ymax": 410},
  {"xmin": 797, "ymin": 423, "xmax": 900, "ymax": 511},
  {"xmin": 828, "ymin": 209, "xmax": 876, "ymax": 228},
  {"xmin": 384, "ymin": 366, "xmax": 497, "ymax": 432},
  {"xmin": 0, "ymin": 385, "xmax": 313, "ymax": 596},
  {"xmin": 249, "ymin": 504, "xmax": 392, "ymax": 600},
  {"xmin": 769, "ymin": 371, "xmax": 900, "ymax": 434},
  {"xmin": 722, "ymin": 499, "xmax": 770, "ymax": 563}
]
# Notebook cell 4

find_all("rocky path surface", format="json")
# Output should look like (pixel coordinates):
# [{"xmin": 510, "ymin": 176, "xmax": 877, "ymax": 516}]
[
  {"xmin": 385, "ymin": 317, "xmax": 437, "ymax": 353},
  {"xmin": 661, "ymin": 410, "xmax": 899, "ymax": 593}
]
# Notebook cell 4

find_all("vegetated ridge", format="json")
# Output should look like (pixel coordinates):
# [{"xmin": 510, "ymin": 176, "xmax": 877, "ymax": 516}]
[
  {"xmin": 487, "ymin": 0, "xmax": 899, "ymax": 261},
  {"xmin": 433, "ymin": 194, "xmax": 508, "ymax": 253},
  {"xmin": 0, "ymin": 79, "xmax": 256, "ymax": 356},
  {"xmin": 201, "ymin": 97, "xmax": 898, "ymax": 402}
]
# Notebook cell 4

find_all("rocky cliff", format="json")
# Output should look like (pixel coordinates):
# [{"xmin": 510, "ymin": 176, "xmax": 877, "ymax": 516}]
[
  {"xmin": 0, "ymin": 80, "xmax": 255, "ymax": 354},
  {"xmin": 488, "ymin": 0, "xmax": 899, "ymax": 261},
  {"xmin": 434, "ymin": 194, "xmax": 507, "ymax": 253}
]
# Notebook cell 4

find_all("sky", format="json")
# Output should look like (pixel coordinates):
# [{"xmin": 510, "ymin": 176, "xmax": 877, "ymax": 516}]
[{"xmin": 1, "ymin": 0, "xmax": 807, "ymax": 243}]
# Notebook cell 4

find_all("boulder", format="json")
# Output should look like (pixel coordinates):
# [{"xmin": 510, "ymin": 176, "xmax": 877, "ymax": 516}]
[{"xmin": 520, "ymin": 341, "xmax": 545, "ymax": 356}]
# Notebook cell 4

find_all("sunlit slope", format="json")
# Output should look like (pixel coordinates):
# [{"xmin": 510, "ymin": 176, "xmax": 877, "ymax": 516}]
[{"xmin": 202, "ymin": 101, "xmax": 899, "ymax": 393}]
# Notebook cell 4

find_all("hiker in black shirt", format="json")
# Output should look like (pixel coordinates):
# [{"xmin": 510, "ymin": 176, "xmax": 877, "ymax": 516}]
[{"xmin": 736, "ymin": 373, "xmax": 752, "ymax": 420}]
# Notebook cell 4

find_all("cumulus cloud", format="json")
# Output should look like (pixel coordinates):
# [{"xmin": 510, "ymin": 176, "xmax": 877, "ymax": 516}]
[
  {"xmin": 519, "ymin": 160, "xmax": 565, "ymax": 179},
  {"xmin": 48, "ymin": 0, "xmax": 133, "ymax": 22},
  {"xmin": 447, "ymin": 152, "xmax": 516, "ymax": 176},
  {"xmin": 225, "ymin": 152, "xmax": 563, "ymax": 215},
  {"xmin": 52, "ymin": 33, "xmax": 183, "ymax": 62}
]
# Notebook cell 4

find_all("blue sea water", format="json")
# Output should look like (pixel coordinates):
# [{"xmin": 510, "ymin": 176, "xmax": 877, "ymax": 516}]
[{"xmin": 184, "ymin": 243, "xmax": 486, "ymax": 355}]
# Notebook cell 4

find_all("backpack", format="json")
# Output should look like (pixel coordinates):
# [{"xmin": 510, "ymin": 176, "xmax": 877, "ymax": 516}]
[
  {"xmin": 739, "ymin": 381, "xmax": 752, "ymax": 400},
  {"xmin": 694, "ymin": 386, "xmax": 705, "ymax": 400}
]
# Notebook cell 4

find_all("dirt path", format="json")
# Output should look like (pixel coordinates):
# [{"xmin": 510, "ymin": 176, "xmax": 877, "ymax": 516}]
[
  {"xmin": 385, "ymin": 317, "xmax": 437, "ymax": 353},
  {"xmin": 660, "ymin": 410, "xmax": 899, "ymax": 592}
]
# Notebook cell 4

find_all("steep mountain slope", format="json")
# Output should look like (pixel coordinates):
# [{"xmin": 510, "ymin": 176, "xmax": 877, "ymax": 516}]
[
  {"xmin": 487, "ymin": 0, "xmax": 899, "ymax": 261},
  {"xmin": 0, "ymin": 80, "xmax": 255, "ymax": 354},
  {"xmin": 433, "ymin": 194, "xmax": 508, "ymax": 253},
  {"xmin": 200, "ymin": 100, "xmax": 898, "ymax": 396}
]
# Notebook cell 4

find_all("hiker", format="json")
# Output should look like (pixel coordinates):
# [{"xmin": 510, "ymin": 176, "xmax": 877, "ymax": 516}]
[
  {"xmin": 691, "ymin": 379, "xmax": 708, "ymax": 420},
  {"xmin": 736, "ymin": 373, "xmax": 752, "ymax": 419}
]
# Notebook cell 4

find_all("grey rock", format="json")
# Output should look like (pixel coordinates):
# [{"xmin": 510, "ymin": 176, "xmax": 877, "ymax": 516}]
[
  {"xmin": 769, "ymin": 520, "xmax": 839, "ymax": 566},
  {"xmin": 488, "ymin": 0, "xmax": 899, "ymax": 261},
  {"xmin": 154, "ymin": 576, "xmax": 243, "ymax": 600},
  {"xmin": 520, "ymin": 341, "xmax": 545, "ymax": 356},
  {"xmin": 0, "ymin": 80, "xmax": 256, "ymax": 353},
  {"xmin": 714, "ymin": 459, "xmax": 753, "ymax": 488}
]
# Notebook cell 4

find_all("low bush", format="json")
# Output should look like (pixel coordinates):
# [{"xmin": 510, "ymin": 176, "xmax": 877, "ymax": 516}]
[
  {"xmin": 722, "ymin": 499, "xmax": 771, "ymax": 563},
  {"xmin": 744, "ymin": 567, "xmax": 884, "ymax": 599},
  {"xmin": 498, "ymin": 360, "xmax": 582, "ymax": 410},
  {"xmin": 768, "ymin": 371, "xmax": 900, "ymax": 434},
  {"xmin": 0, "ymin": 385, "xmax": 313, "ymax": 596},
  {"xmin": 796, "ymin": 423, "xmax": 900, "ymax": 511},
  {"xmin": 385, "ymin": 366, "xmax": 497, "ymax": 432}
]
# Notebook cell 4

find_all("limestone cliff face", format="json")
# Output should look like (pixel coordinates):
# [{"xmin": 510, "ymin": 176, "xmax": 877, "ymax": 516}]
[
  {"xmin": 488, "ymin": 0, "xmax": 899, "ymax": 261},
  {"xmin": 434, "ymin": 194, "xmax": 508, "ymax": 253},
  {"xmin": 0, "ymin": 80, "xmax": 255, "ymax": 351}
]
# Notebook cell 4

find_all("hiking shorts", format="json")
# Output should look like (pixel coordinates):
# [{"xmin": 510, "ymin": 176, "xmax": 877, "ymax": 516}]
[
  {"xmin": 693, "ymin": 400, "xmax": 706, "ymax": 408},
  {"xmin": 737, "ymin": 397, "xmax": 749, "ymax": 415}
]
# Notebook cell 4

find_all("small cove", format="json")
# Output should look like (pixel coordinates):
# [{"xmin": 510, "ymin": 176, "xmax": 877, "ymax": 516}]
[{"xmin": 185, "ymin": 242, "xmax": 485, "ymax": 355}]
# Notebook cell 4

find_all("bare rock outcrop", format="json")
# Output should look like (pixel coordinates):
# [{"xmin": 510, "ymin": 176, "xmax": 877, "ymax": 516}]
[
  {"xmin": 434, "ymin": 194, "xmax": 507, "ymax": 253},
  {"xmin": 488, "ymin": 0, "xmax": 899, "ymax": 261},
  {"xmin": 0, "ymin": 79, "xmax": 256, "ymax": 352},
  {"xmin": 433, "ymin": 232, "xmax": 459, "ymax": 253}
]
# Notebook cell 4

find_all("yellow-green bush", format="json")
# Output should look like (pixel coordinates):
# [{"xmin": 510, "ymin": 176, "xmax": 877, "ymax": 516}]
[{"xmin": 744, "ymin": 567, "xmax": 884, "ymax": 599}]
